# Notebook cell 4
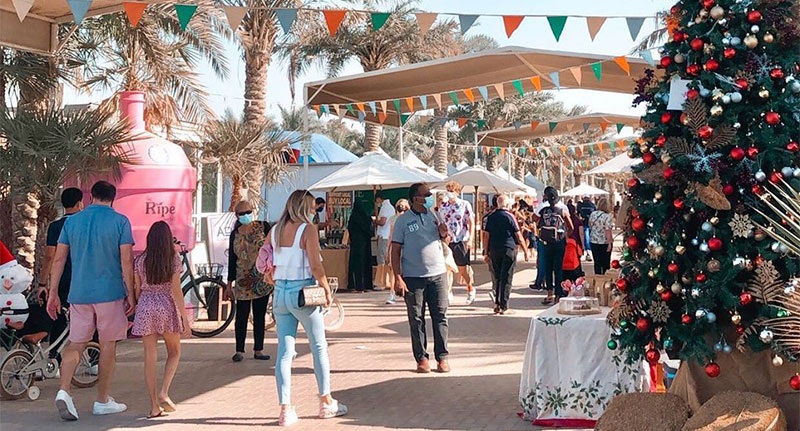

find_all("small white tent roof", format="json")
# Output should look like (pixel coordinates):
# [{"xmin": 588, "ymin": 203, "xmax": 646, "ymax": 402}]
[
  {"xmin": 404, "ymin": 152, "xmax": 445, "ymax": 179},
  {"xmin": 444, "ymin": 166, "xmax": 527, "ymax": 194},
  {"xmin": 309, "ymin": 151, "xmax": 442, "ymax": 192},
  {"xmin": 585, "ymin": 153, "xmax": 642, "ymax": 175},
  {"xmin": 562, "ymin": 183, "xmax": 609, "ymax": 197},
  {"xmin": 495, "ymin": 168, "xmax": 537, "ymax": 196}
]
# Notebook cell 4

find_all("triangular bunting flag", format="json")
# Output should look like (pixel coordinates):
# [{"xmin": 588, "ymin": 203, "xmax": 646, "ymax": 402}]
[
  {"xmin": 405, "ymin": 97, "xmax": 414, "ymax": 112},
  {"xmin": 640, "ymin": 50, "xmax": 655, "ymax": 66},
  {"xmin": 338, "ymin": 107, "xmax": 346, "ymax": 119},
  {"xmin": 569, "ymin": 67, "xmax": 582, "ymax": 86},
  {"xmin": 494, "ymin": 147, "xmax": 500, "ymax": 155},
  {"xmin": 614, "ymin": 56, "xmax": 631, "ymax": 76},
  {"xmin": 323, "ymin": 10, "xmax": 347, "ymax": 36},
  {"xmin": 500, "ymin": 148, "xmax": 506, "ymax": 156},
  {"xmin": 477, "ymin": 119, "xmax": 487, "ymax": 129},
  {"xmin": 549, "ymin": 72, "xmax": 560, "ymax": 90},
  {"xmin": 222, "ymin": 6, "xmax": 247, "ymax": 31},
  {"xmin": 477, "ymin": 86, "xmax": 489, "ymax": 101},
  {"xmin": 419, "ymin": 95, "xmax": 427, "ymax": 110},
  {"xmin": 610, "ymin": 141, "xmax": 619, "ymax": 150},
  {"xmin": 566, "ymin": 124, "xmax": 575, "ymax": 132},
  {"xmin": 549, "ymin": 122, "xmax": 558, "ymax": 133},
  {"xmin": 321, "ymin": 105, "xmax": 330, "ymax": 115},
  {"xmin": 457, "ymin": 118, "xmax": 468, "ymax": 128},
  {"xmin": 530, "ymin": 121, "xmax": 540, "ymax": 131},
  {"xmin": 483, "ymin": 147, "xmax": 490, "ymax": 155},
  {"xmin": 358, "ymin": 112, "xmax": 366, "ymax": 123},
  {"xmin": 432, "ymin": 93, "xmax": 442, "ymax": 109},
  {"xmin": 392, "ymin": 99, "xmax": 402, "ymax": 114},
  {"xmin": 530, "ymin": 76, "xmax": 542, "ymax": 92},
  {"xmin": 547, "ymin": 16, "xmax": 568, "ymax": 41},
  {"xmin": 11, "ymin": 0, "xmax": 34, "ymax": 22},
  {"xmin": 401, "ymin": 114, "xmax": 411, "ymax": 126},
  {"xmin": 463, "ymin": 88, "xmax": 475, "ymax": 103},
  {"xmin": 438, "ymin": 118, "xmax": 448, "ymax": 126},
  {"xmin": 502, "ymin": 15, "xmax": 524, "ymax": 38},
  {"xmin": 586, "ymin": 17, "xmax": 606, "ymax": 41},
  {"xmin": 616, "ymin": 123, "xmax": 625, "ymax": 133},
  {"xmin": 513, "ymin": 121, "xmax": 522, "ymax": 130},
  {"xmin": 174, "ymin": 4, "xmax": 197, "ymax": 31},
  {"xmin": 414, "ymin": 13, "xmax": 437, "ymax": 35},
  {"xmin": 377, "ymin": 112, "xmax": 387, "ymax": 124},
  {"xmin": 345, "ymin": 103, "xmax": 355, "ymax": 115},
  {"xmin": 371, "ymin": 12, "xmax": 391, "ymax": 31},
  {"xmin": 123, "ymin": 2, "xmax": 148, "ymax": 27},
  {"xmin": 458, "ymin": 14, "xmax": 479, "ymax": 35},
  {"xmin": 332, "ymin": 104, "xmax": 341, "ymax": 116},
  {"xmin": 276, "ymin": 9, "xmax": 298, "ymax": 34},
  {"xmin": 368, "ymin": 101, "xmax": 377, "ymax": 115},
  {"xmin": 312, "ymin": 105, "xmax": 321, "ymax": 116},
  {"xmin": 493, "ymin": 83, "xmax": 505, "ymax": 99},
  {"xmin": 520, "ymin": 148, "xmax": 526, "ymax": 155},
  {"xmin": 448, "ymin": 92, "xmax": 460, "ymax": 107},
  {"xmin": 582, "ymin": 123, "xmax": 590, "ymax": 132},
  {"xmin": 67, "ymin": 0, "xmax": 93, "ymax": 25},
  {"xmin": 512, "ymin": 80, "xmax": 525, "ymax": 96},
  {"xmin": 626, "ymin": 17, "xmax": 646, "ymax": 41},
  {"xmin": 356, "ymin": 103, "xmax": 366, "ymax": 114},
  {"xmin": 599, "ymin": 122, "xmax": 609, "ymax": 133},
  {"xmin": 591, "ymin": 62, "xmax": 603, "ymax": 80}
]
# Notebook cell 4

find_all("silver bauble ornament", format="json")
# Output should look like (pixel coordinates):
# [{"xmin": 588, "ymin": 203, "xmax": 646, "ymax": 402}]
[
  {"xmin": 755, "ymin": 170, "xmax": 767, "ymax": 182},
  {"xmin": 671, "ymin": 283, "xmax": 682, "ymax": 294},
  {"xmin": 751, "ymin": 25, "xmax": 760, "ymax": 33},
  {"xmin": 710, "ymin": 5, "xmax": 725, "ymax": 19},
  {"xmin": 700, "ymin": 242, "xmax": 710, "ymax": 253},
  {"xmin": 790, "ymin": 80, "xmax": 800, "ymax": 94},
  {"xmin": 779, "ymin": 244, "xmax": 789, "ymax": 254},
  {"xmin": 731, "ymin": 36, "xmax": 741, "ymax": 46},
  {"xmin": 706, "ymin": 311, "xmax": 717, "ymax": 323},
  {"xmin": 793, "ymin": 168, "xmax": 800, "ymax": 178},
  {"xmin": 702, "ymin": 222, "xmax": 713, "ymax": 232},
  {"xmin": 714, "ymin": 342, "xmax": 724, "ymax": 352},
  {"xmin": 771, "ymin": 242, "xmax": 781, "ymax": 253},
  {"xmin": 692, "ymin": 238, "xmax": 700, "ymax": 246},
  {"xmin": 781, "ymin": 167, "xmax": 794, "ymax": 178},
  {"xmin": 722, "ymin": 344, "xmax": 732, "ymax": 354},
  {"xmin": 730, "ymin": 92, "xmax": 742, "ymax": 103},
  {"xmin": 674, "ymin": 53, "xmax": 685, "ymax": 63},
  {"xmin": 695, "ymin": 308, "xmax": 706, "ymax": 317},
  {"xmin": 721, "ymin": 95, "xmax": 731, "ymax": 104},
  {"xmin": 759, "ymin": 329, "xmax": 774, "ymax": 343},
  {"xmin": 773, "ymin": 355, "xmax": 784, "ymax": 366}
]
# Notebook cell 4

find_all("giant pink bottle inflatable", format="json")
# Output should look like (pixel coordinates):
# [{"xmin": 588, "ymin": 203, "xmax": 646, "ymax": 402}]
[{"xmin": 66, "ymin": 91, "xmax": 197, "ymax": 253}]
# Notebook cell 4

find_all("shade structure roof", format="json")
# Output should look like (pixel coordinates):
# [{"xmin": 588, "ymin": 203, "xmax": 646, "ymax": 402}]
[
  {"xmin": 308, "ymin": 151, "xmax": 442, "ymax": 192},
  {"xmin": 495, "ymin": 168, "xmax": 537, "ymax": 196},
  {"xmin": 304, "ymin": 46, "xmax": 658, "ymax": 127},
  {"xmin": 403, "ymin": 152, "xmax": 445, "ymax": 179},
  {"xmin": 444, "ymin": 166, "xmax": 527, "ymax": 195},
  {"xmin": 562, "ymin": 183, "xmax": 609, "ymax": 197},
  {"xmin": 585, "ymin": 152, "xmax": 642, "ymax": 175},
  {"xmin": 284, "ymin": 132, "xmax": 358, "ymax": 164},
  {"xmin": 477, "ymin": 113, "xmax": 642, "ymax": 148},
  {"xmin": 0, "ymin": 1, "xmax": 165, "ymax": 54}
]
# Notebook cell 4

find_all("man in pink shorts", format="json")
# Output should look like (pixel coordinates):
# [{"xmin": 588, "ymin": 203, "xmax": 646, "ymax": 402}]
[{"xmin": 47, "ymin": 181, "xmax": 136, "ymax": 421}]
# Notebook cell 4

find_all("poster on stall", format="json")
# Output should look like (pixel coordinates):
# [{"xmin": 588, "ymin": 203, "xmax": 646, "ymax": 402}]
[{"xmin": 206, "ymin": 213, "xmax": 236, "ymax": 275}]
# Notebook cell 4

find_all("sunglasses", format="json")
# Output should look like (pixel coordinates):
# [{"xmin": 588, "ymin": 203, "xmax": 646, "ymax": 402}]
[{"xmin": 236, "ymin": 210, "xmax": 253, "ymax": 216}]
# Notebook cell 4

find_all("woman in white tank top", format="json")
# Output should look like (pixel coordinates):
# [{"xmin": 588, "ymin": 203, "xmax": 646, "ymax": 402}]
[{"xmin": 266, "ymin": 190, "xmax": 347, "ymax": 426}]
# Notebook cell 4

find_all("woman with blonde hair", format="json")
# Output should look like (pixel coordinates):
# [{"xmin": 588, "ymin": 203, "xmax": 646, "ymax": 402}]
[
  {"xmin": 588, "ymin": 197, "xmax": 614, "ymax": 275},
  {"xmin": 264, "ymin": 190, "xmax": 347, "ymax": 426}
]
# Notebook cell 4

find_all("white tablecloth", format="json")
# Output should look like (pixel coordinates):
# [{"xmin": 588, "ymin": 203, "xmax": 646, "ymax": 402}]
[{"xmin": 519, "ymin": 306, "xmax": 645, "ymax": 422}]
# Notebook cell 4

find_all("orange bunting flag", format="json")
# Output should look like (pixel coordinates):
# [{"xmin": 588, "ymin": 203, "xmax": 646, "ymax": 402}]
[
  {"xmin": 431, "ymin": 93, "xmax": 442, "ymax": 109},
  {"xmin": 123, "ymin": 2, "xmax": 148, "ymax": 27},
  {"xmin": 530, "ymin": 76, "xmax": 542, "ymax": 92},
  {"xmin": 493, "ymin": 83, "xmax": 505, "ymax": 100},
  {"xmin": 600, "ymin": 122, "xmax": 609, "ymax": 133},
  {"xmin": 569, "ymin": 67, "xmax": 582, "ymax": 86},
  {"xmin": 312, "ymin": 105, "xmax": 321, "ymax": 116},
  {"xmin": 614, "ymin": 56, "xmax": 631, "ymax": 76},
  {"xmin": 379, "ymin": 100, "xmax": 387, "ymax": 113},
  {"xmin": 405, "ymin": 97, "xmax": 414, "ymax": 112},
  {"xmin": 575, "ymin": 147, "xmax": 583, "ymax": 157},
  {"xmin": 414, "ymin": 13, "xmax": 438, "ymax": 35},
  {"xmin": 377, "ymin": 112, "xmax": 387, "ymax": 124},
  {"xmin": 356, "ymin": 103, "xmax": 366, "ymax": 114},
  {"xmin": 586, "ymin": 17, "xmax": 607, "ymax": 41},
  {"xmin": 560, "ymin": 145, "xmax": 567, "ymax": 155},
  {"xmin": 457, "ymin": 118, "xmax": 468, "ymax": 128},
  {"xmin": 323, "ymin": 10, "xmax": 347, "ymax": 36},
  {"xmin": 502, "ymin": 15, "xmax": 525, "ymax": 38},
  {"xmin": 530, "ymin": 121, "xmax": 540, "ymax": 131},
  {"xmin": 500, "ymin": 148, "xmax": 506, "ymax": 156},
  {"xmin": 463, "ymin": 88, "xmax": 475, "ymax": 103}
]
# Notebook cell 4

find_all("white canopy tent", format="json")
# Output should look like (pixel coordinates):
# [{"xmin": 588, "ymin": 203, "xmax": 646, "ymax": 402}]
[
  {"xmin": 404, "ymin": 152, "xmax": 445, "ymax": 179},
  {"xmin": 445, "ymin": 166, "xmax": 528, "ymax": 195},
  {"xmin": 562, "ymin": 183, "xmax": 609, "ymax": 197},
  {"xmin": 585, "ymin": 152, "xmax": 642, "ymax": 175},
  {"xmin": 495, "ymin": 168, "xmax": 538, "ymax": 197},
  {"xmin": 308, "ymin": 152, "xmax": 442, "ymax": 192}
]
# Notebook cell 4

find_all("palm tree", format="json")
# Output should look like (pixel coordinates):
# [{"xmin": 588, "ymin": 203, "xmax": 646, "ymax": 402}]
[
  {"xmin": 278, "ymin": 104, "xmax": 325, "ymax": 132},
  {"xmin": 0, "ymin": 107, "xmax": 134, "ymax": 269},
  {"xmin": 200, "ymin": 111, "xmax": 293, "ymax": 211}
]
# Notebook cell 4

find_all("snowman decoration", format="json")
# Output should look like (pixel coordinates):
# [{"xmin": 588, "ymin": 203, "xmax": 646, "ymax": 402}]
[{"xmin": 0, "ymin": 241, "xmax": 32, "ymax": 329}]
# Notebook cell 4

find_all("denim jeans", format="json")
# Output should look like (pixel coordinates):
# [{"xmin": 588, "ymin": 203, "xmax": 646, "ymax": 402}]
[
  {"xmin": 490, "ymin": 248, "xmax": 517, "ymax": 310},
  {"xmin": 273, "ymin": 279, "xmax": 330, "ymax": 404},
  {"xmin": 403, "ymin": 274, "xmax": 449, "ymax": 362},
  {"xmin": 534, "ymin": 240, "xmax": 546, "ymax": 287},
  {"xmin": 541, "ymin": 240, "xmax": 567, "ymax": 297},
  {"xmin": 583, "ymin": 226, "xmax": 592, "ymax": 251}
]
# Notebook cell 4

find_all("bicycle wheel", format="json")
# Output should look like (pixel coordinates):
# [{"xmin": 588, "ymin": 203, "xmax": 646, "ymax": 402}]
[
  {"xmin": 0, "ymin": 349, "xmax": 33, "ymax": 400},
  {"xmin": 71, "ymin": 342, "xmax": 100, "ymax": 388},
  {"xmin": 183, "ymin": 277, "xmax": 235, "ymax": 338},
  {"xmin": 322, "ymin": 298, "xmax": 345, "ymax": 331}
]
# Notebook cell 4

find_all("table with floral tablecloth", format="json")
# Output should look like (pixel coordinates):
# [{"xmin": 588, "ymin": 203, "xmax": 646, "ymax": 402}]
[{"xmin": 518, "ymin": 306, "xmax": 646, "ymax": 427}]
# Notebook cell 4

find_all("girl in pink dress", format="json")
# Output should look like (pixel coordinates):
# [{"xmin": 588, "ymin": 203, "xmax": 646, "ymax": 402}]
[{"xmin": 132, "ymin": 221, "xmax": 190, "ymax": 418}]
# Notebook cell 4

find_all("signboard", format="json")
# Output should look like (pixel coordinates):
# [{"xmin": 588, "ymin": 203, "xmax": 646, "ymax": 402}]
[
  {"xmin": 206, "ymin": 213, "xmax": 236, "ymax": 276},
  {"xmin": 328, "ymin": 191, "xmax": 352, "ymax": 208}
]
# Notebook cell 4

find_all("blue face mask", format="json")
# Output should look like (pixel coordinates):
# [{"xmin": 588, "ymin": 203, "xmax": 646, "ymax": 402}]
[
  {"xmin": 238, "ymin": 213, "xmax": 254, "ymax": 225},
  {"xmin": 424, "ymin": 196, "xmax": 435, "ymax": 209}
]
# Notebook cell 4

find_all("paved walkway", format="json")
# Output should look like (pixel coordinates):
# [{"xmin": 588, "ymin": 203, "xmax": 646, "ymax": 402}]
[{"xmin": 1, "ymin": 259, "xmax": 597, "ymax": 431}]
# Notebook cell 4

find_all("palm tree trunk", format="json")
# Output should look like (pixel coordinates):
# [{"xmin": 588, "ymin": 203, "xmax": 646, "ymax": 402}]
[
  {"xmin": 433, "ymin": 113, "xmax": 448, "ymax": 175},
  {"xmin": 365, "ymin": 123, "xmax": 382, "ymax": 153},
  {"xmin": 229, "ymin": 176, "xmax": 243, "ymax": 212},
  {"xmin": 10, "ymin": 189, "xmax": 39, "ymax": 270},
  {"xmin": 486, "ymin": 152, "xmax": 500, "ymax": 172},
  {"xmin": 514, "ymin": 157, "xmax": 526, "ymax": 181},
  {"xmin": 0, "ymin": 187, "xmax": 11, "ymax": 246}
]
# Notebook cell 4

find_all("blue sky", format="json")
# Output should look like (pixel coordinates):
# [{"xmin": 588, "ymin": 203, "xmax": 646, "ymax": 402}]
[{"xmin": 65, "ymin": 0, "xmax": 675, "ymax": 121}]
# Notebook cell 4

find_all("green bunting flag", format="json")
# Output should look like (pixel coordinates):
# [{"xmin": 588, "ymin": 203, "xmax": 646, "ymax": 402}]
[
  {"xmin": 392, "ymin": 99, "xmax": 402, "ymax": 113},
  {"xmin": 448, "ymin": 92, "xmax": 460, "ymax": 107},
  {"xmin": 493, "ymin": 147, "xmax": 500, "ymax": 155},
  {"xmin": 512, "ymin": 80, "xmax": 524, "ymax": 96},
  {"xmin": 371, "ymin": 12, "xmax": 391, "ymax": 31},
  {"xmin": 477, "ymin": 119, "xmax": 487, "ymax": 129},
  {"xmin": 174, "ymin": 4, "xmax": 197, "ymax": 31},
  {"xmin": 549, "ymin": 122, "xmax": 558, "ymax": 133},
  {"xmin": 520, "ymin": 148, "xmax": 527, "ymax": 155},
  {"xmin": 591, "ymin": 62, "xmax": 602, "ymax": 80},
  {"xmin": 345, "ymin": 104, "xmax": 355, "ymax": 115},
  {"xmin": 609, "ymin": 141, "xmax": 617, "ymax": 150},
  {"xmin": 616, "ymin": 123, "xmax": 625, "ymax": 133},
  {"xmin": 547, "ymin": 16, "xmax": 568, "ymax": 41},
  {"xmin": 400, "ymin": 113, "xmax": 411, "ymax": 125}
]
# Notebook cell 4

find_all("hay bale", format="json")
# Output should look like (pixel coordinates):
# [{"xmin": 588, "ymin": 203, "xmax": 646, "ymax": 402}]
[
  {"xmin": 596, "ymin": 393, "xmax": 690, "ymax": 431},
  {"xmin": 682, "ymin": 391, "xmax": 786, "ymax": 431}
]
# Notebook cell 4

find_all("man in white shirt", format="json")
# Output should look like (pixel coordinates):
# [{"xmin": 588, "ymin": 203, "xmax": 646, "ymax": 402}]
[
  {"xmin": 375, "ymin": 193, "xmax": 396, "ymax": 289},
  {"xmin": 437, "ymin": 181, "xmax": 476, "ymax": 304}
]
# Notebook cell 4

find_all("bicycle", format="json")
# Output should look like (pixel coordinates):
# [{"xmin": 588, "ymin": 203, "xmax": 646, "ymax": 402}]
[
  {"xmin": 177, "ymin": 241, "xmax": 233, "ymax": 338},
  {"xmin": 0, "ymin": 309, "xmax": 99, "ymax": 401}
]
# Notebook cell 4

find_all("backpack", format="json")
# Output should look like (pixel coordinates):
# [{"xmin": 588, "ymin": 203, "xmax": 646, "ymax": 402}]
[
  {"xmin": 538, "ymin": 205, "xmax": 566, "ymax": 244},
  {"xmin": 578, "ymin": 201, "xmax": 595, "ymax": 223}
]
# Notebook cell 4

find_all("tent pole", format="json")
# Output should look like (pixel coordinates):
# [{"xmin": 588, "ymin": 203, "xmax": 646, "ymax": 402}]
[
  {"xmin": 303, "ymin": 106, "xmax": 309, "ymax": 186},
  {"xmin": 399, "ymin": 124, "xmax": 404, "ymax": 163},
  {"xmin": 474, "ymin": 185, "xmax": 479, "ymax": 261},
  {"xmin": 474, "ymin": 130, "xmax": 479, "ymax": 167},
  {"xmin": 559, "ymin": 157, "xmax": 564, "ymax": 192},
  {"xmin": 507, "ymin": 148, "xmax": 512, "ymax": 180}
]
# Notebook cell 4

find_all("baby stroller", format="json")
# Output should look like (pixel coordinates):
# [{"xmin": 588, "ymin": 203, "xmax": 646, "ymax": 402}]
[{"xmin": 0, "ymin": 293, "xmax": 99, "ymax": 400}]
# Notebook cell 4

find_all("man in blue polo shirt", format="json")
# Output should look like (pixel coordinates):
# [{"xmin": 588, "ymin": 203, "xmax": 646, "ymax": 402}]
[
  {"xmin": 46, "ymin": 181, "xmax": 135, "ymax": 421},
  {"xmin": 483, "ymin": 194, "xmax": 529, "ymax": 315}
]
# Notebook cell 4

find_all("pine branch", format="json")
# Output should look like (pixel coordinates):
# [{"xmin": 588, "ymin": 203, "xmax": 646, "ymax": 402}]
[
  {"xmin": 706, "ymin": 125, "xmax": 737, "ymax": 150},
  {"xmin": 665, "ymin": 137, "xmax": 690, "ymax": 158}
]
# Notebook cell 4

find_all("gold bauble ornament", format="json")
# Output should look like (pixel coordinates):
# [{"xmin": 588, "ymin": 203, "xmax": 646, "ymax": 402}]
[
  {"xmin": 681, "ymin": 274, "xmax": 693, "ymax": 285},
  {"xmin": 648, "ymin": 269, "xmax": 658, "ymax": 278},
  {"xmin": 707, "ymin": 258, "xmax": 722, "ymax": 272},
  {"xmin": 704, "ymin": 43, "xmax": 715, "ymax": 54},
  {"xmin": 654, "ymin": 191, "xmax": 663, "ymax": 201},
  {"xmin": 711, "ymin": 89, "xmax": 725, "ymax": 101},
  {"xmin": 744, "ymin": 34, "xmax": 759, "ymax": 48},
  {"xmin": 759, "ymin": 89, "xmax": 770, "ymax": 99},
  {"xmin": 671, "ymin": 282, "xmax": 682, "ymax": 294},
  {"xmin": 754, "ymin": 230, "xmax": 766, "ymax": 241},
  {"xmin": 710, "ymin": 216, "xmax": 720, "ymax": 225},
  {"xmin": 710, "ymin": 5, "xmax": 725, "ymax": 20},
  {"xmin": 731, "ymin": 313, "xmax": 742, "ymax": 325},
  {"xmin": 676, "ymin": 245, "xmax": 686, "ymax": 255},
  {"xmin": 710, "ymin": 105, "xmax": 724, "ymax": 116},
  {"xmin": 656, "ymin": 283, "xmax": 666, "ymax": 293},
  {"xmin": 763, "ymin": 32, "xmax": 774, "ymax": 44},
  {"xmin": 661, "ymin": 153, "xmax": 671, "ymax": 163},
  {"xmin": 627, "ymin": 149, "xmax": 635, "ymax": 158},
  {"xmin": 655, "ymin": 245, "xmax": 665, "ymax": 257}
]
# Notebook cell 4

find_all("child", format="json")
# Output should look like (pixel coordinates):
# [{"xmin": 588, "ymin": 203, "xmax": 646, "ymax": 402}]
[
  {"xmin": 131, "ymin": 221, "xmax": 190, "ymax": 418},
  {"xmin": 562, "ymin": 226, "xmax": 584, "ymax": 284}
]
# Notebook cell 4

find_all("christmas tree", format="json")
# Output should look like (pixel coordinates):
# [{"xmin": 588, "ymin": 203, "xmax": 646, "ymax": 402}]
[{"xmin": 612, "ymin": 0, "xmax": 800, "ymax": 386}]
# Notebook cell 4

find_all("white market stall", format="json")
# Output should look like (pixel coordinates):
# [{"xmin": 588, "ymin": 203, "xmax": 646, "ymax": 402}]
[
  {"xmin": 585, "ymin": 153, "xmax": 642, "ymax": 175},
  {"xmin": 562, "ymin": 183, "xmax": 610, "ymax": 197}
]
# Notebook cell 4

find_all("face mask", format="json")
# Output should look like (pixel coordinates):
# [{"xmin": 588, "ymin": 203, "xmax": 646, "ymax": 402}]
[
  {"xmin": 316, "ymin": 206, "xmax": 324, "ymax": 213},
  {"xmin": 238, "ymin": 213, "xmax": 254, "ymax": 225},
  {"xmin": 423, "ymin": 196, "xmax": 435, "ymax": 209},
  {"xmin": 446, "ymin": 192, "xmax": 456, "ymax": 201}
]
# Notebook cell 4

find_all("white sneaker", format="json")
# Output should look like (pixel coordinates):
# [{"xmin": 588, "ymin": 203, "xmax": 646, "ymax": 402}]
[
  {"xmin": 88, "ymin": 364, "xmax": 98, "ymax": 376},
  {"xmin": 448, "ymin": 291, "xmax": 455, "ymax": 304},
  {"xmin": 279, "ymin": 407, "xmax": 298, "ymax": 426},
  {"xmin": 385, "ymin": 291, "xmax": 396, "ymax": 304},
  {"xmin": 55, "ymin": 389, "xmax": 79, "ymax": 421},
  {"xmin": 93, "ymin": 396, "xmax": 128, "ymax": 415},
  {"xmin": 466, "ymin": 289, "xmax": 476, "ymax": 305},
  {"xmin": 319, "ymin": 399, "xmax": 348, "ymax": 419}
]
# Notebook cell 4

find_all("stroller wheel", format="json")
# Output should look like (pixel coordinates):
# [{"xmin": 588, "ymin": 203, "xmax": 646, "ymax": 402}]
[{"xmin": 27, "ymin": 385, "xmax": 40, "ymax": 400}]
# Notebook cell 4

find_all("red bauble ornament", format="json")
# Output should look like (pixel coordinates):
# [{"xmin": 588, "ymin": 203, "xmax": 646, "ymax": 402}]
[
  {"xmin": 670, "ymin": 5, "xmax": 681, "ymax": 15},
  {"xmin": 740, "ymin": 292, "xmax": 753, "ymax": 305},
  {"xmin": 680, "ymin": 113, "xmax": 688, "ymax": 125},
  {"xmin": 626, "ymin": 236, "xmax": 641, "ymax": 249},
  {"xmin": 668, "ymin": 262, "xmax": 680, "ymax": 274},
  {"xmin": 660, "ymin": 56, "xmax": 673, "ymax": 68},
  {"xmin": 682, "ymin": 314, "xmax": 693, "ymax": 325},
  {"xmin": 705, "ymin": 59, "xmax": 720, "ymax": 72},
  {"xmin": 686, "ymin": 64, "xmax": 701, "ymax": 76},
  {"xmin": 752, "ymin": 184, "xmax": 764, "ymax": 195},
  {"xmin": 663, "ymin": 166, "xmax": 676, "ymax": 180},
  {"xmin": 702, "ymin": 0, "xmax": 715, "ymax": 8},
  {"xmin": 765, "ymin": 112, "xmax": 781, "ymax": 125},
  {"xmin": 632, "ymin": 218, "xmax": 646, "ymax": 232},
  {"xmin": 636, "ymin": 318, "xmax": 650, "ymax": 332},
  {"xmin": 705, "ymin": 362, "xmax": 721, "ymax": 378},
  {"xmin": 747, "ymin": 10, "xmax": 762, "ymax": 23},
  {"xmin": 673, "ymin": 31, "xmax": 687, "ymax": 42},
  {"xmin": 696, "ymin": 272, "xmax": 708, "ymax": 283},
  {"xmin": 787, "ymin": 141, "xmax": 799, "ymax": 153},
  {"xmin": 770, "ymin": 172, "xmax": 783, "ymax": 183},
  {"xmin": 698, "ymin": 125, "xmax": 714, "ymax": 140},
  {"xmin": 723, "ymin": 184, "xmax": 736, "ymax": 195},
  {"xmin": 737, "ymin": 325, "xmax": 745, "ymax": 335},
  {"xmin": 730, "ymin": 147, "xmax": 746, "ymax": 161},
  {"xmin": 656, "ymin": 135, "xmax": 667, "ymax": 147},
  {"xmin": 627, "ymin": 178, "xmax": 640, "ymax": 189},
  {"xmin": 735, "ymin": 78, "xmax": 749, "ymax": 90},
  {"xmin": 616, "ymin": 278, "xmax": 628, "ymax": 292},
  {"xmin": 708, "ymin": 237, "xmax": 723, "ymax": 252},
  {"xmin": 790, "ymin": 375, "xmax": 800, "ymax": 391},
  {"xmin": 645, "ymin": 348, "xmax": 661, "ymax": 364},
  {"xmin": 611, "ymin": 260, "xmax": 620, "ymax": 269},
  {"xmin": 661, "ymin": 112, "xmax": 673, "ymax": 124},
  {"xmin": 661, "ymin": 291, "xmax": 673, "ymax": 302},
  {"xmin": 690, "ymin": 38, "xmax": 705, "ymax": 51},
  {"xmin": 673, "ymin": 198, "xmax": 685, "ymax": 210},
  {"xmin": 723, "ymin": 47, "xmax": 737, "ymax": 59},
  {"xmin": 747, "ymin": 146, "xmax": 759, "ymax": 159},
  {"xmin": 642, "ymin": 152, "xmax": 656, "ymax": 165},
  {"xmin": 754, "ymin": 255, "xmax": 765, "ymax": 266},
  {"xmin": 770, "ymin": 68, "xmax": 785, "ymax": 80},
  {"xmin": 686, "ymin": 89, "xmax": 700, "ymax": 99}
]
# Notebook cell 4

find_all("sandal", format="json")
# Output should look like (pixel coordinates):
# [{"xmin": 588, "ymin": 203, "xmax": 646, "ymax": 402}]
[
  {"xmin": 147, "ymin": 409, "xmax": 164, "ymax": 419},
  {"xmin": 254, "ymin": 352, "xmax": 271, "ymax": 360},
  {"xmin": 541, "ymin": 297, "xmax": 553, "ymax": 305}
]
